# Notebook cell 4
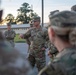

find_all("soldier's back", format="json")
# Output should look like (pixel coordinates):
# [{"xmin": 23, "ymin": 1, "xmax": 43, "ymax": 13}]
[
  {"xmin": 38, "ymin": 47, "xmax": 76, "ymax": 75},
  {"xmin": 55, "ymin": 47, "xmax": 76, "ymax": 75}
]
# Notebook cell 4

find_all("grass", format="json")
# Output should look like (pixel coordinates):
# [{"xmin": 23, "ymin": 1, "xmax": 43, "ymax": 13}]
[{"xmin": 14, "ymin": 34, "xmax": 26, "ymax": 43}]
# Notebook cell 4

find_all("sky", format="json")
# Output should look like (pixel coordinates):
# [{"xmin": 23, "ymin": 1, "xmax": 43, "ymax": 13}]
[{"xmin": 1, "ymin": 0, "xmax": 76, "ymax": 23}]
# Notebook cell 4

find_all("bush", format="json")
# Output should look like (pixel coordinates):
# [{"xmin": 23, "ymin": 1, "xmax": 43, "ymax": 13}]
[{"xmin": 14, "ymin": 34, "xmax": 26, "ymax": 43}]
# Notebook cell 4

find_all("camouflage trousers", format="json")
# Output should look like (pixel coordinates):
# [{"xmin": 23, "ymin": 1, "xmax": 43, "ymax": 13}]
[{"xmin": 28, "ymin": 48, "xmax": 46, "ymax": 72}]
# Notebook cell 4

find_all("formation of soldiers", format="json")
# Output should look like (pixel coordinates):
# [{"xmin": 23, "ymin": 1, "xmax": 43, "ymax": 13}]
[{"xmin": 0, "ymin": 2, "xmax": 76, "ymax": 75}]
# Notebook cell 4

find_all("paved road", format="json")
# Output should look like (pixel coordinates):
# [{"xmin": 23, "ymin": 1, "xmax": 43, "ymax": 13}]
[{"xmin": 15, "ymin": 43, "xmax": 50, "ymax": 75}]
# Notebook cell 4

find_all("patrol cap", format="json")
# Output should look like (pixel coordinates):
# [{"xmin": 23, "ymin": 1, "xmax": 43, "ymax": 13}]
[
  {"xmin": 7, "ymin": 23, "xmax": 11, "ymax": 26},
  {"xmin": 49, "ymin": 11, "xmax": 76, "ymax": 35},
  {"xmin": 33, "ymin": 16, "xmax": 41, "ymax": 22},
  {"xmin": 50, "ymin": 10, "xmax": 59, "ymax": 16},
  {"xmin": 71, "ymin": 5, "xmax": 76, "ymax": 11}
]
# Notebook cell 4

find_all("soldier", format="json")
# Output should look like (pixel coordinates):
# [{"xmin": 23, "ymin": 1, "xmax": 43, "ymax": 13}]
[
  {"xmin": 20, "ymin": 16, "xmax": 47, "ymax": 71},
  {"xmin": 4, "ymin": 23, "xmax": 16, "ymax": 47},
  {"xmin": 38, "ymin": 11, "xmax": 76, "ymax": 75},
  {"xmin": 71, "ymin": 5, "xmax": 76, "ymax": 11}
]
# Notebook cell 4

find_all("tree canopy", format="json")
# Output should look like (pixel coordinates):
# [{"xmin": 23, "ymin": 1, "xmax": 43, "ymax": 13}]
[{"xmin": 1, "ymin": 2, "xmax": 39, "ymax": 25}]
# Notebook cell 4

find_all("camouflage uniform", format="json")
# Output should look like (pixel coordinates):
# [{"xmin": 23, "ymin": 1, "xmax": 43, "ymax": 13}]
[
  {"xmin": 48, "ymin": 41, "xmax": 58, "ymax": 58},
  {"xmin": 0, "ymin": 31, "xmax": 34, "ymax": 75},
  {"xmin": 24, "ymin": 26, "xmax": 47, "ymax": 71},
  {"xmin": 38, "ymin": 11, "xmax": 76, "ymax": 75},
  {"xmin": 4, "ymin": 28, "xmax": 16, "ymax": 47}
]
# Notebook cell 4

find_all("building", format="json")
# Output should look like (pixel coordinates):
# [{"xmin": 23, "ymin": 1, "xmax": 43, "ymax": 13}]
[
  {"xmin": 0, "ymin": 24, "xmax": 30, "ymax": 34},
  {"xmin": 0, "ymin": 23, "xmax": 48, "ymax": 34}
]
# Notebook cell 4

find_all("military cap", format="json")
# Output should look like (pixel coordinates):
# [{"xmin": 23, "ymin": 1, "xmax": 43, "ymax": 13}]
[
  {"xmin": 50, "ymin": 10, "xmax": 59, "ymax": 16},
  {"xmin": 33, "ymin": 16, "xmax": 41, "ymax": 22},
  {"xmin": 7, "ymin": 23, "xmax": 11, "ymax": 26},
  {"xmin": 49, "ymin": 11, "xmax": 76, "ymax": 35},
  {"xmin": 71, "ymin": 5, "xmax": 76, "ymax": 11}
]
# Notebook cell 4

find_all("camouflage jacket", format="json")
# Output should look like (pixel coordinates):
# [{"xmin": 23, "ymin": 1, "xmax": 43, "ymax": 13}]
[
  {"xmin": 4, "ymin": 30, "xmax": 16, "ymax": 40},
  {"xmin": 38, "ymin": 47, "xmax": 76, "ymax": 75},
  {"xmin": 24, "ymin": 26, "xmax": 48, "ymax": 49},
  {"xmin": 48, "ymin": 41, "xmax": 58, "ymax": 55}
]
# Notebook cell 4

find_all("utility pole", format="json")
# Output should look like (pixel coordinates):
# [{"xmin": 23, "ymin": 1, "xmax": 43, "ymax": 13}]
[
  {"xmin": 0, "ymin": 0, "xmax": 1, "ymax": 8},
  {"xmin": 42, "ymin": 0, "xmax": 44, "ymax": 27}
]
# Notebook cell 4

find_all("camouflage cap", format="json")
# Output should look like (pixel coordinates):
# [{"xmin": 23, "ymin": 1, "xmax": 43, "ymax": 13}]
[
  {"xmin": 49, "ymin": 10, "xmax": 59, "ymax": 17},
  {"xmin": 33, "ymin": 16, "xmax": 41, "ymax": 22},
  {"xmin": 71, "ymin": 5, "xmax": 76, "ymax": 11},
  {"xmin": 49, "ymin": 11, "xmax": 76, "ymax": 35}
]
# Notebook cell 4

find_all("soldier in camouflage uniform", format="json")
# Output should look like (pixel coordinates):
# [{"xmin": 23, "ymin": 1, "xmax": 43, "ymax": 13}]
[
  {"xmin": 20, "ymin": 16, "xmax": 47, "ymax": 71},
  {"xmin": 71, "ymin": 5, "xmax": 76, "ymax": 11},
  {"xmin": 38, "ymin": 11, "xmax": 76, "ymax": 75},
  {"xmin": 4, "ymin": 23, "xmax": 16, "ymax": 47}
]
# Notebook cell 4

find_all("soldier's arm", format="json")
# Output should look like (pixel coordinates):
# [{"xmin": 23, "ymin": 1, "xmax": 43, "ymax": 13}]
[
  {"xmin": 4, "ymin": 31, "xmax": 9, "ymax": 39},
  {"xmin": 26, "ymin": 38, "xmax": 31, "ymax": 45},
  {"xmin": 38, "ymin": 64, "xmax": 56, "ymax": 75},
  {"xmin": 23, "ymin": 29, "xmax": 31, "ymax": 39},
  {"xmin": 38, "ymin": 62, "xmax": 64, "ymax": 75},
  {"xmin": 10, "ymin": 31, "xmax": 16, "ymax": 39},
  {"xmin": 4, "ymin": 31, "xmax": 7, "ymax": 37},
  {"xmin": 13, "ymin": 31, "xmax": 16, "ymax": 37}
]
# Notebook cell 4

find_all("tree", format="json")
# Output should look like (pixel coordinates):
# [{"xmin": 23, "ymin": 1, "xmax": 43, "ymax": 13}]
[
  {"xmin": 29, "ymin": 12, "xmax": 38, "ymax": 20},
  {"xmin": 5, "ymin": 14, "xmax": 15, "ymax": 24},
  {"xmin": 16, "ymin": 14, "xmax": 25, "ymax": 24},
  {"xmin": 17, "ymin": 2, "xmax": 33, "ymax": 23}
]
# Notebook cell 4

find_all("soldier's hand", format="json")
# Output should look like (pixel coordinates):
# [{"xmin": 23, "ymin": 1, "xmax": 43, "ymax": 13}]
[
  {"xmin": 48, "ymin": 51, "xmax": 53, "ymax": 58},
  {"xmin": 19, "ymin": 34, "xmax": 24, "ymax": 39},
  {"xmin": 42, "ymin": 47, "xmax": 45, "ymax": 50}
]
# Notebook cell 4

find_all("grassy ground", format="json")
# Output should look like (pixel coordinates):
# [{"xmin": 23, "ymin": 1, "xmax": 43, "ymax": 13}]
[{"xmin": 14, "ymin": 34, "xmax": 26, "ymax": 43}]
